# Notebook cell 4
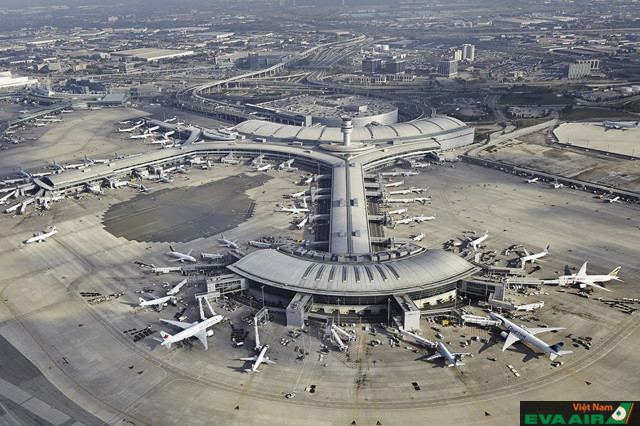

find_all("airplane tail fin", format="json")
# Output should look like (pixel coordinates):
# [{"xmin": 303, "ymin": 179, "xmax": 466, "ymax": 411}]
[
  {"xmin": 169, "ymin": 245, "xmax": 175, "ymax": 252},
  {"xmin": 138, "ymin": 297, "xmax": 147, "ymax": 305},
  {"xmin": 159, "ymin": 331, "xmax": 172, "ymax": 349},
  {"xmin": 550, "ymin": 342, "xmax": 564, "ymax": 352},
  {"xmin": 545, "ymin": 245, "xmax": 550, "ymax": 253},
  {"xmin": 609, "ymin": 267, "xmax": 621, "ymax": 277}
]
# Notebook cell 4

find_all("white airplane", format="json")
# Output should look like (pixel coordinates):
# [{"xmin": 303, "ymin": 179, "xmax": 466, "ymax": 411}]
[
  {"xmin": 164, "ymin": 116, "xmax": 177, "ymax": 123},
  {"xmin": 489, "ymin": 312, "xmax": 572, "ymax": 361},
  {"xmin": 25, "ymin": 226, "xmax": 58, "ymax": 244},
  {"xmin": 426, "ymin": 342, "xmax": 470, "ymax": 368},
  {"xmin": 411, "ymin": 232, "xmax": 425, "ymax": 242},
  {"xmin": 176, "ymin": 165, "xmax": 189, "ymax": 174},
  {"xmin": 388, "ymin": 208, "xmax": 408, "ymax": 215},
  {"xmin": 240, "ymin": 344, "xmax": 276, "ymax": 373},
  {"xmin": 468, "ymin": 231, "xmax": 489, "ymax": 251},
  {"xmin": 383, "ymin": 180, "xmax": 404, "ymax": 188},
  {"xmin": 525, "ymin": 177, "xmax": 539, "ymax": 184},
  {"xmin": 401, "ymin": 171, "xmax": 420, "ymax": 177},
  {"xmin": 602, "ymin": 120, "xmax": 639, "ymax": 130},
  {"xmin": 219, "ymin": 235, "xmax": 239, "ymax": 249},
  {"xmin": 395, "ymin": 217, "xmax": 414, "ymax": 225},
  {"xmin": 288, "ymin": 190, "xmax": 308, "ymax": 198},
  {"xmin": 557, "ymin": 262, "xmax": 622, "ymax": 292},
  {"xmin": 118, "ymin": 120, "xmax": 132, "ymax": 125},
  {"xmin": 302, "ymin": 176, "xmax": 313, "ymax": 185},
  {"xmin": 414, "ymin": 197, "xmax": 431, "ymax": 204},
  {"xmin": 166, "ymin": 246, "xmax": 197, "ymax": 263},
  {"xmin": 83, "ymin": 155, "xmax": 95, "ymax": 166},
  {"xmin": 388, "ymin": 189, "xmax": 412, "ymax": 195},
  {"xmin": 414, "ymin": 214, "xmax": 436, "ymax": 222},
  {"xmin": 138, "ymin": 295, "xmax": 174, "ymax": 311},
  {"xmin": 605, "ymin": 196, "xmax": 621, "ymax": 203},
  {"xmin": 410, "ymin": 188, "xmax": 429, "ymax": 194},
  {"xmin": 130, "ymin": 133, "xmax": 154, "ymax": 139},
  {"xmin": 157, "ymin": 176, "xmax": 172, "ymax": 183},
  {"xmin": 255, "ymin": 163, "xmax": 272, "ymax": 171},
  {"xmin": 158, "ymin": 314, "xmax": 225, "ymax": 350},
  {"xmin": 147, "ymin": 125, "xmax": 160, "ymax": 132},
  {"xmin": 118, "ymin": 123, "xmax": 143, "ymax": 132},
  {"xmin": 17, "ymin": 166, "xmax": 31, "ymax": 179},
  {"xmin": 277, "ymin": 206, "xmax": 310, "ymax": 215},
  {"xmin": 220, "ymin": 153, "xmax": 239, "ymax": 164},
  {"xmin": 51, "ymin": 159, "xmax": 65, "ymax": 171},
  {"xmin": 552, "ymin": 180, "xmax": 564, "ymax": 189},
  {"xmin": 387, "ymin": 198, "xmax": 414, "ymax": 204},
  {"xmin": 163, "ymin": 130, "xmax": 175, "ymax": 138},
  {"xmin": 296, "ymin": 215, "xmax": 309, "ymax": 229},
  {"xmin": 519, "ymin": 245, "xmax": 549, "ymax": 265}
]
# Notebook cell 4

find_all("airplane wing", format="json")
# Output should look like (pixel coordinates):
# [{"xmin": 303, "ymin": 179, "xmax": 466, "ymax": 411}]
[
  {"xmin": 239, "ymin": 357, "xmax": 257, "ymax": 361},
  {"xmin": 524, "ymin": 327, "xmax": 565, "ymax": 335},
  {"xmin": 263, "ymin": 359, "xmax": 276, "ymax": 365},
  {"xmin": 501, "ymin": 332, "xmax": 521, "ymax": 351},
  {"xmin": 578, "ymin": 281, "xmax": 612, "ymax": 292},
  {"xmin": 160, "ymin": 319, "xmax": 198, "ymax": 329},
  {"xmin": 195, "ymin": 329, "xmax": 208, "ymax": 350},
  {"xmin": 425, "ymin": 353, "xmax": 443, "ymax": 361},
  {"xmin": 522, "ymin": 248, "xmax": 530, "ymax": 256},
  {"xmin": 186, "ymin": 249, "xmax": 193, "ymax": 256}
]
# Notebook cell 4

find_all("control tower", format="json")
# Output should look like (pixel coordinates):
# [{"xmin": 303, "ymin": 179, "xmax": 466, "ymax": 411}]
[{"xmin": 340, "ymin": 116, "xmax": 353, "ymax": 147}]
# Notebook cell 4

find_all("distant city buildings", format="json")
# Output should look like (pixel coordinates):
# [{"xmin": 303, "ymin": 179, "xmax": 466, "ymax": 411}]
[
  {"xmin": 567, "ymin": 59, "xmax": 600, "ymax": 79},
  {"xmin": 362, "ymin": 57, "xmax": 382, "ymax": 74},
  {"xmin": 438, "ymin": 59, "xmax": 458, "ymax": 78},
  {"xmin": 362, "ymin": 57, "xmax": 406, "ymax": 75},
  {"xmin": 462, "ymin": 44, "xmax": 475, "ymax": 62}
]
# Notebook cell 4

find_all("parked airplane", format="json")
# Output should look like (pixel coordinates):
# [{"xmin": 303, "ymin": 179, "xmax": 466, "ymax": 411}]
[
  {"xmin": 410, "ymin": 188, "xmax": 429, "ymax": 194},
  {"xmin": 138, "ymin": 295, "xmax": 174, "ymax": 311},
  {"xmin": 164, "ymin": 116, "xmax": 177, "ymax": 123},
  {"xmin": 17, "ymin": 166, "xmax": 31, "ymax": 179},
  {"xmin": 255, "ymin": 163, "xmax": 272, "ymax": 171},
  {"xmin": 163, "ymin": 130, "xmax": 175, "ymax": 138},
  {"xmin": 468, "ymin": 231, "xmax": 489, "ymax": 251},
  {"xmin": 426, "ymin": 342, "xmax": 470, "ymax": 368},
  {"xmin": 176, "ymin": 165, "xmax": 189, "ymax": 174},
  {"xmin": 157, "ymin": 176, "xmax": 172, "ymax": 183},
  {"xmin": 519, "ymin": 245, "xmax": 549, "ymax": 265},
  {"xmin": 240, "ymin": 344, "xmax": 276, "ymax": 373},
  {"xmin": 414, "ymin": 214, "xmax": 436, "ymax": 222},
  {"xmin": 605, "ymin": 196, "xmax": 621, "ymax": 203},
  {"xmin": 525, "ymin": 177, "xmax": 539, "ymax": 184},
  {"xmin": 401, "ymin": 171, "xmax": 420, "ymax": 177},
  {"xmin": 50, "ymin": 159, "xmax": 65, "ymax": 171},
  {"xmin": 296, "ymin": 215, "xmax": 309, "ymax": 230},
  {"xmin": 118, "ymin": 123, "xmax": 143, "ymax": 132},
  {"xmin": 288, "ymin": 190, "xmax": 308, "ymax": 198},
  {"xmin": 552, "ymin": 179, "xmax": 564, "ymax": 189},
  {"xmin": 147, "ymin": 125, "xmax": 160, "ymax": 132},
  {"xmin": 25, "ymin": 226, "xmax": 58, "ymax": 244},
  {"xmin": 277, "ymin": 206, "xmax": 310, "ymax": 215},
  {"xmin": 489, "ymin": 312, "xmax": 572, "ymax": 361},
  {"xmin": 395, "ymin": 217, "xmax": 414, "ymax": 225},
  {"xmin": 557, "ymin": 261, "xmax": 622, "ymax": 292},
  {"xmin": 219, "ymin": 235, "xmax": 239, "ymax": 249},
  {"xmin": 158, "ymin": 314, "xmax": 225, "ymax": 350},
  {"xmin": 602, "ymin": 120, "xmax": 639, "ymax": 130},
  {"xmin": 388, "ymin": 189, "xmax": 413, "ymax": 195},
  {"xmin": 388, "ymin": 208, "xmax": 408, "ymax": 215},
  {"xmin": 411, "ymin": 232, "xmax": 425, "ymax": 242},
  {"xmin": 414, "ymin": 197, "xmax": 431, "ymax": 204},
  {"xmin": 166, "ymin": 246, "xmax": 197, "ymax": 263},
  {"xmin": 383, "ymin": 180, "xmax": 404, "ymax": 188},
  {"xmin": 118, "ymin": 120, "xmax": 131, "ymax": 125}
]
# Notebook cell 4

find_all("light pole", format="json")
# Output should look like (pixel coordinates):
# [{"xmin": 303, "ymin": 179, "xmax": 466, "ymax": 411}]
[
  {"xmin": 337, "ymin": 298, "xmax": 340, "ymax": 326},
  {"xmin": 387, "ymin": 298, "xmax": 391, "ymax": 327},
  {"xmin": 261, "ymin": 285, "xmax": 265, "ymax": 309}
]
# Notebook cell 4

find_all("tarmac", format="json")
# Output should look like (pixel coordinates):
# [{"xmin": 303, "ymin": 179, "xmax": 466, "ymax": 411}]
[
  {"xmin": 553, "ymin": 122, "xmax": 640, "ymax": 158},
  {"xmin": 0, "ymin": 107, "xmax": 639, "ymax": 425}
]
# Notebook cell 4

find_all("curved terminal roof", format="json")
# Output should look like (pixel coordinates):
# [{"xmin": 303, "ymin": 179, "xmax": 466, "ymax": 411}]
[
  {"xmin": 228, "ymin": 248, "xmax": 477, "ymax": 297},
  {"xmin": 234, "ymin": 116, "xmax": 469, "ymax": 144}
]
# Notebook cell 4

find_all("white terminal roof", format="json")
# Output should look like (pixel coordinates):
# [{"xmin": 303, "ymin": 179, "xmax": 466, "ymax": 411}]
[
  {"xmin": 228, "ymin": 248, "xmax": 477, "ymax": 296},
  {"xmin": 234, "ymin": 116, "xmax": 468, "ymax": 144}
]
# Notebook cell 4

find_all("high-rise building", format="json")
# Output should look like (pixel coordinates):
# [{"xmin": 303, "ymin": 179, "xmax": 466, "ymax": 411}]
[
  {"xmin": 362, "ymin": 57, "xmax": 382, "ymax": 75},
  {"xmin": 248, "ymin": 52, "xmax": 259, "ymax": 69},
  {"xmin": 437, "ymin": 59, "xmax": 458, "ymax": 78},
  {"xmin": 452, "ymin": 49, "xmax": 463, "ymax": 61},
  {"xmin": 385, "ymin": 60, "xmax": 406, "ymax": 74},
  {"xmin": 567, "ymin": 61, "xmax": 591, "ymax": 79},
  {"xmin": 462, "ymin": 44, "xmax": 475, "ymax": 62}
]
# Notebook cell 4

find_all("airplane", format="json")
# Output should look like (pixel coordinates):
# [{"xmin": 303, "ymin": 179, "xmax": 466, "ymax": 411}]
[
  {"xmin": 557, "ymin": 261, "xmax": 622, "ymax": 292},
  {"xmin": 139, "ymin": 185, "xmax": 150, "ymax": 193},
  {"xmin": 25, "ymin": 226, "xmax": 58, "ymax": 244},
  {"xmin": 414, "ymin": 214, "xmax": 436, "ymax": 222},
  {"xmin": 164, "ymin": 116, "xmax": 177, "ymax": 123},
  {"xmin": 488, "ymin": 312, "xmax": 572, "ymax": 361},
  {"xmin": 166, "ymin": 246, "xmax": 197, "ymax": 263},
  {"xmin": 219, "ymin": 235, "xmax": 239, "ymax": 250},
  {"xmin": 255, "ymin": 163, "xmax": 272, "ymax": 171},
  {"xmin": 426, "ymin": 342, "xmax": 470, "ymax": 368},
  {"xmin": 296, "ymin": 215, "xmax": 309, "ymax": 230},
  {"xmin": 602, "ymin": 120, "xmax": 639, "ymax": 130},
  {"xmin": 163, "ymin": 130, "xmax": 175, "ymax": 138},
  {"xmin": 605, "ymin": 196, "xmax": 621, "ymax": 203},
  {"xmin": 525, "ymin": 177, "xmax": 539, "ymax": 184},
  {"xmin": 410, "ymin": 188, "xmax": 429, "ymax": 194},
  {"xmin": 302, "ymin": 176, "xmax": 313, "ymax": 185},
  {"xmin": 468, "ymin": 231, "xmax": 489, "ymax": 251},
  {"xmin": 138, "ymin": 295, "xmax": 174, "ymax": 311},
  {"xmin": 288, "ymin": 190, "xmax": 308, "ymax": 198},
  {"xmin": 414, "ymin": 197, "xmax": 431, "ymax": 204},
  {"xmin": 83, "ymin": 155, "xmax": 95, "ymax": 166},
  {"xmin": 411, "ymin": 232, "xmax": 425, "ymax": 242},
  {"xmin": 17, "ymin": 166, "xmax": 31, "ymax": 179},
  {"xmin": 277, "ymin": 206, "xmax": 310, "ymax": 215},
  {"xmin": 387, "ymin": 198, "xmax": 414, "ymax": 204},
  {"xmin": 118, "ymin": 123, "xmax": 143, "ymax": 132},
  {"xmin": 401, "ymin": 171, "xmax": 420, "ymax": 177},
  {"xmin": 130, "ymin": 133, "xmax": 154, "ymax": 139},
  {"xmin": 383, "ymin": 180, "xmax": 404, "ymax": 188},
  {"xmin": 147, "ymin": 125, "xmax": 160, "ymax": 132},
  {"xmin": 552, "ymin": 180, "xmax": 564, "ymax": 189},
  {"xmin": 395, "ymin": 217, "xmax": 414, "ymax": 225},
  {"xmin": 388, "ymin": 208, "xmax": 408, "ymax": 215},
  {"xmin": 176, "ymin": 165, "xmax": 189, "ymax": 174},
  {"xmin": 220, "ymin": 153, "xmax": 240, "ymax": 165},
  {"xmin": 118, "ymin": 120, "xmax": 131, "ymax": 125},
  {"xmin": 157, "ymin": 176, "xmax": 172, "ymax": 183},
  {"xmin": 519, "ymin": 245, "xmax": 549, "ymax": 266},
  {"xmin": 388, "ymin": 189, "xmax": 412, "ymax": 195},
  {"xmin": 240, "ymin": 344, "xmax": 276, "ymax": 373},
  {"xmin": 51, "ymin": 159, "xmax": 65, "ymax": 171},
  {"xmin": 157, "ymin": 314, "xmax": 225, "ymax": 350},
  {"xmin": 411, "ymin": 162, "xmax": 431, "ymax": 169}
]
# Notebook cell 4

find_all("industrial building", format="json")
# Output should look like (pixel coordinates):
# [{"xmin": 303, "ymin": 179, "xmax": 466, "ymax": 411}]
[
  {"xmin": 0, "ymin": 70, "xmax": 38, "ymax": 90},
  {"xmin": 112, "ymin": 48, "xmax": 195, "ymax": 62},
  {"xmin": 438, "ymin": 59, "xmax": 458, "ymax": 78}
]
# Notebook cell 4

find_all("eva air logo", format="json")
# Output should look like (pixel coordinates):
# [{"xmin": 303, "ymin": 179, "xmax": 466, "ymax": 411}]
[{"xmin": 606, "ymin": 403, "xmax": 634, "ymax": 424}]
